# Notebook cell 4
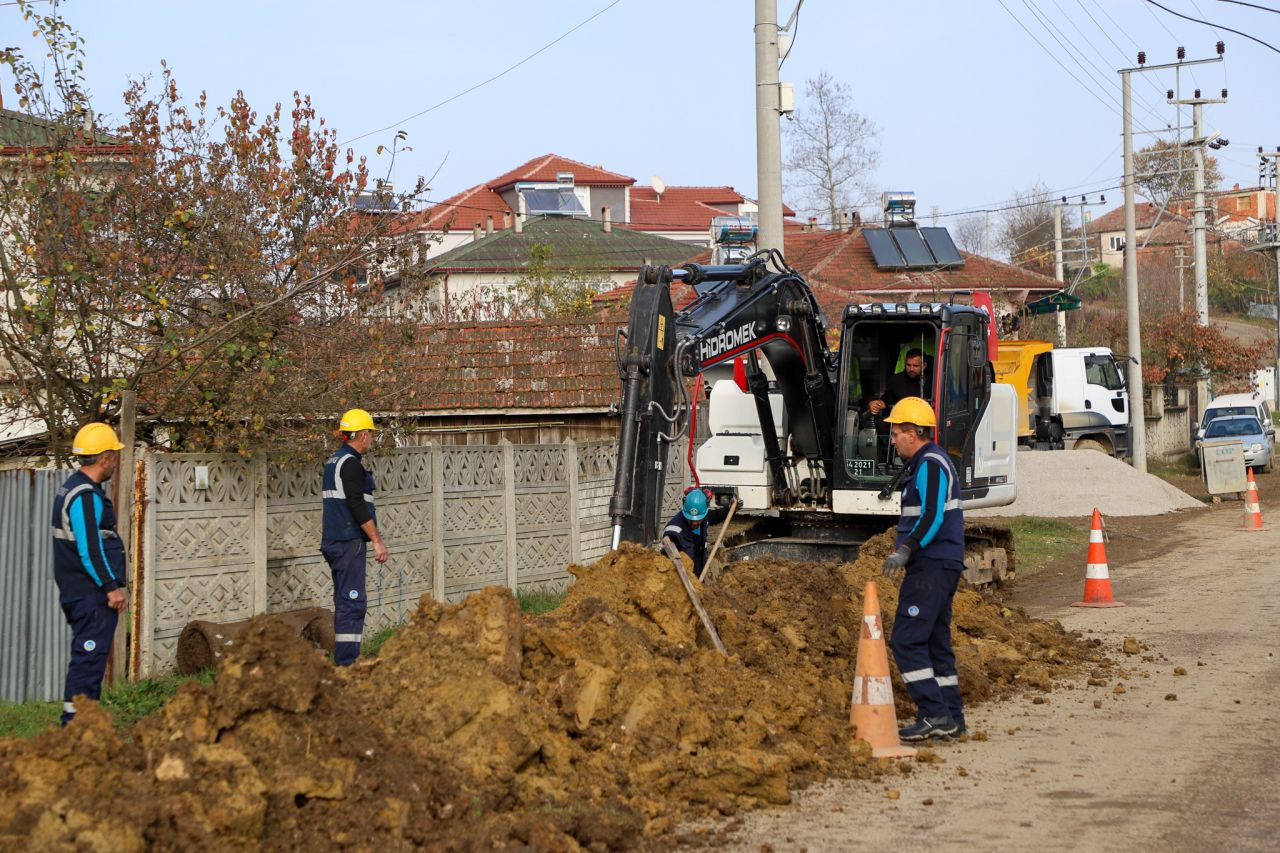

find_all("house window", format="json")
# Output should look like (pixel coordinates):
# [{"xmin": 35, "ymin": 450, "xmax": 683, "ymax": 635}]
[
  {"xmin": 1237, "ymin": 196, "xmax": 1252, "ymax": 212},
  {"xmin": 1108, "ymin": 236, "xmax": 1124, "ymax": 251},
  {"xmin": 519, "ymin": 187, "xmax": 586, "ymax": 216}
]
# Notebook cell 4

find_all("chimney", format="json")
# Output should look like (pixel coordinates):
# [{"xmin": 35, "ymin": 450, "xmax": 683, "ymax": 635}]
[
  {"xmin": 485, "ymin": 215, "xmax": 494, "ymax": 235},
  {"xmin": 840, "ymin": 212, "xmax": 850, "ymax": 232},
  {"xmin": 602, "ymin": 206, "xmax": 612, "ymax": 233},
  {"xmin": 808, "ymin": 216, "xmax": 817, "ymax": 232},
  {"xmin": 514, "ymin": 213, "xmax": 524, "ymax": 235},
  {"xmin": 851, "ymin": 210, "xmax": 861, "ymax": 227},
  {"xmin": 502, "ymin": 211, "xmax": 511, "ymax": 230},
  {"xmin": 472, "ymin": 224, "xmax": 482, "ymax": 241}
]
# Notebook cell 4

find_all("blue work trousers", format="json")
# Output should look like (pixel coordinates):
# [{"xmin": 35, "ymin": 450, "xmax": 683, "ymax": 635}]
[
  {"xmin": 322, "ymin": 538, "xmax": 368, "ymax": 666},
  {"xmin": 889, "ymin": 560, "xmax": 965, "ymax": 726},
  {"xmin": 60, "ymin": 591, "xmax": 119, "ymax": 725}
]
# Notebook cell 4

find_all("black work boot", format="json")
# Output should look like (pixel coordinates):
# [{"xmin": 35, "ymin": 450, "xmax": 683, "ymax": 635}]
[{"xmin": 899, "ymin": 716, "xmax": 959, "ymax": 742}]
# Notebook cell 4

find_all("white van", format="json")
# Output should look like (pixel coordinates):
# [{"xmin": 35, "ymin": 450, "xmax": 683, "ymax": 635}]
[{"xmin": 1199, "ymin": 392, "xmax": 1275, "ymax": 445}]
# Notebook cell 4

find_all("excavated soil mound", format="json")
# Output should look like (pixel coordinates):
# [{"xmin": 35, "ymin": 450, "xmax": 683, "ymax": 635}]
[{"xmin": 0, "ymin": 533, "xmax": 1112, "ymax": 850}]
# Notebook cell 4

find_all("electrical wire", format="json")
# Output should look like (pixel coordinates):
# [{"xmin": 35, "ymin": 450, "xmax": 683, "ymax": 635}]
[
  {"xmin": 1215, "ymin": 0, "xmax": 1280, "ymax": 12},
  {"xmin": 1073, "ymin": 0, "xmax": 1172, "ymax": 101},
  {"xmin": 338, "ymin": 0, "xmax": 625, "ymax": 147},
  {"xmin": 997, "ymin": 0, "xmax": 1160, "ymax": 131},
  {"xmin": 1023, "ymin": 0, "xmax": 1168, "ymax": 126},
  {"xmin": 778, "ymin": 0, "xmax": 803, "ymax": 68},
  {"xmin": 1143, "ymin": 0, "xmax": 1280, "ymax": 54}
]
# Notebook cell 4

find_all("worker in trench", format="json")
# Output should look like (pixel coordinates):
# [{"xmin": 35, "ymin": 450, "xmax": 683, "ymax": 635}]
[
  {"xmin": 880, "ymin": 397, "xmax": 966, "ymax": 741},
  {"xmin": 320, "ymin": 408, "xmax": 389, "ymax": 666},
  {"xmin": 661, "ymin": 488, "xmax": 731, "ymax": 580},
  {"xmin": 51, "ymin": 423, "xmax": 128, "ymax": 726}
]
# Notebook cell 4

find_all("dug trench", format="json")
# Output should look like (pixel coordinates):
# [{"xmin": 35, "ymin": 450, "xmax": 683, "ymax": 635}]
[{"xmin": 0, "ymin": 532, "xmax": 1116, "ymax": 851}]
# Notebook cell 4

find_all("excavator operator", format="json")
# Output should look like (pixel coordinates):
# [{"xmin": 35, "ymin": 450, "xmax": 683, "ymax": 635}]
[{"xmin": 868, "ymin": 348, "xmax": 931, "ymax": 416}]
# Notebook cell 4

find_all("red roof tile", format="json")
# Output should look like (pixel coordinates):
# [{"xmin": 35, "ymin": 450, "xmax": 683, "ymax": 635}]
[
  {"xmin": 486, "ymin": 154, "xmax": 635, "ymax": 189},
  {"xmin": 628, "ymin": 186, "xmax": 744, "ymax": 230},
  {"xmin": 1088, "ymin": 203, "xmax": 1172, "ymax": 234},
  {"xmin": 411, "ymin": 319, "xmax": 619, "ymax": 411},
  {"xmin": 407, "ymin": 182, "xmax": 513, "ymax": 233}
]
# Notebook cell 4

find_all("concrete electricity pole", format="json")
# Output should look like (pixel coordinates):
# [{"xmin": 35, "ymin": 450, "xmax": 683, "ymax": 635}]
[
  {"xmin": 1121, "ymin": 68, "xmax": 1149, "ymax": 472},
  {"xmin": 1168, "ymin": 84, "xmax": 1229, "ymax": 411},
  {"xmin": 754, "ymin": 0, "xmax": 784, "ymax": 253},
  {"xmin": 1250, "ymin": 148, "xmax": 1280, "ymax": 406},
  {"xmin": 1053, "ymin": 203, "xmax": 1066, "ymax": 346},
  {"xmin": 1118, "ymin": 47, "xmax": 1223, "ymax": 472}
]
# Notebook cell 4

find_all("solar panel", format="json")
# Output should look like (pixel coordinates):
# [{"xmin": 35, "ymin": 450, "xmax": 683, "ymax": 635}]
[
  {"xmin": 890, "ymin": 227, "xmax": 934, "ymax": 268},
  {"xmin": 920, "ymin": 227, "xmax": 965, "ymax": 266},
  {"xmin": 863, "ymin": 228, "xmax": 906, "ymax": 268},
  {"xmin": 521, "ymin": 188, "xmax": 586, "ymax": 215}
]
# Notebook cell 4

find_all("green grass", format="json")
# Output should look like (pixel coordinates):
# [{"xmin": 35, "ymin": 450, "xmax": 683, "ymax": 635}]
[
  {"xmin": 362, "ymin": 625, "xmax": 401, "ymax": 657},
  {"xmin": 1148, "ymin": 452, "xmax": 1200, "ymax": 483},
  {"xmin": 517, "ymin": 588, "xmax": 566, "ymax": 615},
  {"xmin": 1007, "ymin": 516, "xmax": 1088, "ymax": 578},
  {"xmin": 0, "ymin": 669, "xmax": 215, "ymax": 739}
]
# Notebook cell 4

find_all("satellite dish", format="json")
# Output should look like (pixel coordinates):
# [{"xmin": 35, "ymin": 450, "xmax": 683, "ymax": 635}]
[{"xmin": 651, "ymin": 175, "xmax": 667, "ymax": 200}]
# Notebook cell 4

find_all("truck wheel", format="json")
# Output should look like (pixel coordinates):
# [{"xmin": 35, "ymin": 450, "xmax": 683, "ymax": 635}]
[{"xmin": 1073, "ymin": 438, "xmax": 1110, "ymax": 454}]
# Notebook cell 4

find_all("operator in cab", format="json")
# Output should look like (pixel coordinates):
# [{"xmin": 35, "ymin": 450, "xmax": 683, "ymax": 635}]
[
  {"xmin": 661, "ymin": 488, "xmax": 730, "ymax": 580},
  {"xmin": 868, "ymin": 348, "xmax": 931, "ymax": 416},
  {"xmin": 879, "ymin": 397, "xmax": 966, "ymax": 742}
]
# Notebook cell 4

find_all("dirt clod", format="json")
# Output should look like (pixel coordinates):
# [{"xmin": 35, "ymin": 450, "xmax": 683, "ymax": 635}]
[
  {"xmin": 1165, "ymin": 694, "xmax": 1178, "ymax": 701},
  {"xmin": 0, "ymin": 534, "xmax": 1109, "ymax": 847},
  {"xmin": 1173, "ymin": 667, "xmax": 1187, "ymax": 676},
  {"xmin": 1122, "ymin": 636, "xmax": 1141, "ymax": 655}
]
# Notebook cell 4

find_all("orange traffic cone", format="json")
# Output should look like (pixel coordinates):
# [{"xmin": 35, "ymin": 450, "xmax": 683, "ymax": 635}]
[
  {"xmin": 850, "ymin": 580, "xmax": 916, "ymax": 758},
  {"xmin": 1241, "ymin": 467, "xmax": 1265, "ymax": 531},
  {"xmin": 1072, "ymin": 508, "xmax": 1125, "ymax": 608}
]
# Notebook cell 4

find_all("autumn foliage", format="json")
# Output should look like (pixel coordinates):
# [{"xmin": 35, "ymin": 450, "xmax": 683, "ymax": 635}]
[{"xmin": 0, "ymin": 4, "xmax": 427, "ymax": 461}]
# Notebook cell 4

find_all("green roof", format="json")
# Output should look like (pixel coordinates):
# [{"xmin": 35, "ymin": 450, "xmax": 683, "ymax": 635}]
[
  {"xmin": 0, "ymin": 107, "xmax": 123, "ymax": 148},
  {"xmin": 425, "ymin": 215, "xmax": 700, "ymax": 272}
]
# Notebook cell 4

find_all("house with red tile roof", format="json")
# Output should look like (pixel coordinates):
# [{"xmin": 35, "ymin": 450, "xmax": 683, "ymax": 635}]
[{"xmin": 398, "ymin": 153, "xmax": 797, "ymax": 257}]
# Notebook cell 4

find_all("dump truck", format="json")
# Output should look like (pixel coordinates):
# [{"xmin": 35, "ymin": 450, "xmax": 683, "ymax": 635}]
[
  {"xmin": 608, "ymin": 250, "xmax": 1019, "ymax": 585},
  {"xmin": 994, "ymin": 340, "xmax": 1130, "ymax": 457}
]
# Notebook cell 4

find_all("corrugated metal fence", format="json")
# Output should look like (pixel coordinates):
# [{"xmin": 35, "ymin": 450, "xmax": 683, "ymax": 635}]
[{"xmin": 0, "ymin": 469, "xmax": 70, "ymax": 703}]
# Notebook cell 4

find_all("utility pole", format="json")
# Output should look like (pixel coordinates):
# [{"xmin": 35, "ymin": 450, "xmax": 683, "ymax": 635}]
[
  {"xmin": 1175, "ymin": 243, "xmax": 1188, "ymax": 311},
  {"xmin": 1120, "ymin": 46, "xmax": 1223, "ymax": 472},
  {"xmin": 754, "ymin": 0, "xmax": 784, "ymax": 253},
  {"xmin": 1053, "ymin": 203, "xmax": 1066, "ymax": 346},
  {"xmin": 1250, "ymin": 147, "xmax": 1280, "ymax": 407},
  {"xmin": 1121, "ymin": 68, "xmax": 1149, "ymax": 472}
]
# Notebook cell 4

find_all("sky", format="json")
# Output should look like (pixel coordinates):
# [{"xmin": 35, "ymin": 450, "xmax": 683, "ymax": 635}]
[{"xmin": 2, "ymin": 0, "xmax": 1275, "ymax": 232}]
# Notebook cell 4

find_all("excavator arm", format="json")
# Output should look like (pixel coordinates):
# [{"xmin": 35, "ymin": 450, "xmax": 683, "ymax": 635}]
[{"xmin": 609, "ymin": 253, "xmax": 838, "ymax": 548}]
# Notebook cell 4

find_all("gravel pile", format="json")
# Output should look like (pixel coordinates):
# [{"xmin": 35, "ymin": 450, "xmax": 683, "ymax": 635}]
[{"xmin": 970, "ymin": 450, "xmax": 1203, "ymax": 518}]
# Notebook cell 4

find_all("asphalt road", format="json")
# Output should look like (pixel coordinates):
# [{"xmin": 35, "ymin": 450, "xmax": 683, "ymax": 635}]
[{"xmin": 710, "ymin": 501, "xmax": 1280, "ymax": 852}]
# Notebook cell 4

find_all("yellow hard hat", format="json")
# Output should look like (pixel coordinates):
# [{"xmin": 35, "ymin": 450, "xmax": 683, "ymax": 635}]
[
  {"xmin": 339, "ymin": 408, "xmax": 376, "ymax": 432},
  {"xmin": 71, "ymin": 422, "xmax": 124, "ymax": 455},
  {"xmin": 884, "ymin": 397, "xmax": 936, "ymax": 428}
]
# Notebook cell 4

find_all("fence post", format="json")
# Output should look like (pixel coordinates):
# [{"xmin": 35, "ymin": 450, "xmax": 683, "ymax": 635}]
[
  {"xmin": 107, "ymin": 390, "xmax": 136, "ymax": 683},
  {"xmin": 135, "ymin": 452, "xmax": 156, "ymax": 679},
  {"xmin": 501, "ymin": 439, "xmax": 518, "ymax": 592},
  {"xmin": 565, "ymin": 439, "xmax": 581, "ymax": 564},
  {"xmin": 430, "ymin": 441, "xmax": 445, "ymax": 602},
  {"xmin": 252, "ymin": 456, "xmax": 267, "ymax": 615}
]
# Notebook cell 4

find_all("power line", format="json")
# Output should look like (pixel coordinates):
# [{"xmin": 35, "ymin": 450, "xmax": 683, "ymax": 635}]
[
  {"xmin": 338, "ymin": 0, "xmax": 624, "ymax": 147},
  {"xmin": 1023, "ymin": 0, "xmax": 1168, "ymax": 126},
  {"xmin": 1143, "ymin": 0, "xmax": 1280, "ymax": 54},
  {"xmin": 1214, "ymin": 0, "xmax": 1280, "ymax": 16},
  {"xmin": 1073, "ymin": 0, "xmax": 1172, "ymax": 100}
]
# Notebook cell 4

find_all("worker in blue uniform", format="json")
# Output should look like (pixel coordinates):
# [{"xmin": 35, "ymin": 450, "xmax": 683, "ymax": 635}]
[
  {"xmin": 320, "ymin": 408, "xmax": 389, "ymax": 666},
  {"xmin": 661, "ymin": 489, "xmax": 730, "ymax": 580},
  {"xmin": 880, "ymin": 397, "xmax": 966, "ymax": 741},
  {"xmin": 52, "ymin": 422, "xmax": 128, "ymax": 725}
]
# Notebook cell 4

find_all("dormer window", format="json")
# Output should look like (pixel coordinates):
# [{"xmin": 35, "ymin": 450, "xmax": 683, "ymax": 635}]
[{"xmin": 518, "ymin": 182, "xmax": 587, "ymax": 216}]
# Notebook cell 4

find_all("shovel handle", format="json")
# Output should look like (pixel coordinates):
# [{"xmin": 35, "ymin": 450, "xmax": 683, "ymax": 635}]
[{"xmin": 662, "ymin": 538, "xmax": 727, "ymax": 655}]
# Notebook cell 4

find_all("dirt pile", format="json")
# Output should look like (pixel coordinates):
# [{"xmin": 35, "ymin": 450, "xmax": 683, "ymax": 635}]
[
  {"xmin": 0, "ymin": 534, "xmax": 1112, "ymax": 850},
  {"xmin": 969, "ymin": 450, "xmax": 1203, "ymax": 518}
]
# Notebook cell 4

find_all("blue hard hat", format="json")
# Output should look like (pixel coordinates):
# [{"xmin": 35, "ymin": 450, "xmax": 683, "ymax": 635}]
[{"xmin": 682, "ymin": 489, "xmax": 709, "ymax": 521}]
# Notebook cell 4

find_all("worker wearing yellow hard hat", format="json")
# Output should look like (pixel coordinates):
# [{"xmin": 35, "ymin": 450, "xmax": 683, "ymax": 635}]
[
  {"xmin": 880, "ymin": 397, "xmax": 967, "ymax": 743},
  {"xmin": 320, "ymin": 408, "xmax": 389, "ymax": 666},
  {"xmin": 52, "ymin": 422, "xmax": 128, "ymax": 725}
]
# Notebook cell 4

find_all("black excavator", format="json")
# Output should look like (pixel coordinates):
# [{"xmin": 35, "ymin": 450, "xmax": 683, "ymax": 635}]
[{"xmin": 608, "ymin": 250, "xmax": 1019, "ymax": 585}]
